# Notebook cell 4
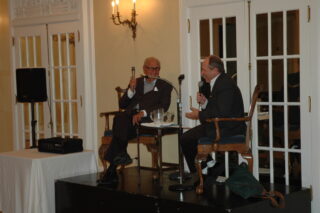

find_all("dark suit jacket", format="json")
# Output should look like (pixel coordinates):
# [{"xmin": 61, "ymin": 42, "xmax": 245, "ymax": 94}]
[
  {"xmin": 199, "ymin": 77, "xmax": 211, "ymax": 99},
  {"xmin": 199, "ymin": 73, "xmax": 246, "ymax": 138},
  {"xmin": 119, "ymin": 77, "xmax": 173, "ymax": 116}
]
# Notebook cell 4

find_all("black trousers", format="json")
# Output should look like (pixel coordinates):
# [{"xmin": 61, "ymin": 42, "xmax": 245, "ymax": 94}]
[
  {"xmin": 104, "ymin": 112, "xmax": 137, "ymax": 163},
  {"xmin": 104, "ymin": 111, "xmax": 154, "ymax": 163},
  {"xmin": 181, "ymin": 124, "xmax": 216, "ymax": 173}
]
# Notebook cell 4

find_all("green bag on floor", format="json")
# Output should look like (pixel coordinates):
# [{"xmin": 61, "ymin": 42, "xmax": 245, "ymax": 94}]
[{"xmin": 226, "ymin": 163, "xmax": 285, "ymax": 208}]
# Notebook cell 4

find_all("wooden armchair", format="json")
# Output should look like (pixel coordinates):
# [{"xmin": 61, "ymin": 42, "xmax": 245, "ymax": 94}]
[
  {"xmin": 195, "ymin": 85, "xmax": 261, "ymax": 194},
  {"xmin": 98, "ymin": 87, "xmax": 159, "ymax": 170}
]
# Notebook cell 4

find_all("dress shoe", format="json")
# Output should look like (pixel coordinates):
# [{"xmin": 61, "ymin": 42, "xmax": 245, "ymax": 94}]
[
  {"xmin": 97, "ymin": 164, "xmax": 119, "ymax": 186},
  {"xmin": 113, "ymin": 152, "xmax": 133, "ymax": 165}
]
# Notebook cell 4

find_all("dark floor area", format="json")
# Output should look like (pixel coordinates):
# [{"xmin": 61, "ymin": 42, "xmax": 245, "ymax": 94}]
[{"xmin": 55, "ymin": 167, "xmax": 311, "ymax": 213}]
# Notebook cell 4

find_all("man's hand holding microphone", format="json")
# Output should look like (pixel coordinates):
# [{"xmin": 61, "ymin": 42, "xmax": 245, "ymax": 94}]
[{"xmin": 186, "ymin": 80, "xmax": 207, "ymax": 120}]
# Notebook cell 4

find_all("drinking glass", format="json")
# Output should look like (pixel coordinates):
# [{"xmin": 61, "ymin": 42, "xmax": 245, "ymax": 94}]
[{"xmin": 150, "ymin": 108, "xmax": 164, "ymax": 125}]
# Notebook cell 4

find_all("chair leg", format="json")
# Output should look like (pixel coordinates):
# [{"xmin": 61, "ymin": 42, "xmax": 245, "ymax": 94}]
[
  {"xmin": 145, "ymin": 144, "xmax": 159, "ymax": 180},
  {"xmin": 195, "ymin": 156, "xmax": 204, "ymax": 194},
  {"xmin": 146, "ymin": 144, "xmax": 159, "ymax": 169},
  {"xmin": 98, "ymin": 144, "xmax": 109, "ymax": 170}
]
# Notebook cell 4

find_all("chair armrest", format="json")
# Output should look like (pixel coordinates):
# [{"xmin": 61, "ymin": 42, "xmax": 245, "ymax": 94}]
[
  {"xmin": 205, "ymin": 117, "xmax": 250, "ymax": 143},
  {"xmin": 100, "ymin": 111, "xmax": 119, "ymax": 131},
  {"xmin": 99, "ymin": 111, "xmax": 119, "ymax": 117}
]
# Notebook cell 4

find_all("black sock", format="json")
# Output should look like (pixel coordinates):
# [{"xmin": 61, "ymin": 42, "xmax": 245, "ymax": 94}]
[
  {"xmin": 206, "ymin": 154, "xmax": 213, "ymax": 162},
  {"xmin": 108, "ymin": 163, "xmax": 117, "ymax": 173}
]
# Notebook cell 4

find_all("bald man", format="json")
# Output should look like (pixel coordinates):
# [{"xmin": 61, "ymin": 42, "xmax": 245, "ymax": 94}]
[
  {"xmin": 181, "ymin": 55, "xmax": 246, "ymax": 173},
  {"xmin": 100, "ymin": 57, "xmax": 173, "ymax": 185}
]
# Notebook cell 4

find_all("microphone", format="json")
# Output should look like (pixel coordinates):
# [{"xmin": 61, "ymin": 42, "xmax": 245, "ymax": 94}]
[
  {"xmin": 178, "ymin": 74, "xmax": 185, "ymax": 81},
  {"xmin": 198, "ymin": 80, "xmax": 204, "ymax": 93},
  {"xmin": 141, "ymin": 74, "xmax": 159, "ymax": 79},
  {"xmin": 131, "ymin": 66, "xmax": 135, "ymax": 78},
  {"xmin": 197, "ymin": 80, "xmax": 205, "ymax": 105}
]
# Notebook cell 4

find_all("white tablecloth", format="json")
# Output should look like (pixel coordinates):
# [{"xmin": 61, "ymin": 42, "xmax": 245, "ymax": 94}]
[{"xmin": 0, "ymin": 149, "xmax": 98, "ymax": 213}]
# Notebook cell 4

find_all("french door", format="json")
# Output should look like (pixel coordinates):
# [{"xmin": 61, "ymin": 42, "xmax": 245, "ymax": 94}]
[
  {"xmin": 185, "ymin": 0, "xmax": 310, "ymax": 187},
  {"xmin": 13, "ymin": 22, "xmax": 83, "ymax": 148},
  {"xmin": 14, "ymin": 25, "xmax": 49, "ymax": 149},
  {"xmin": 251, "ymin": 0, "xmax": 310, "ymax": 187},
  {"xmin": 47, "ymin": 22, "xmax": 84, "ymax": 139}
]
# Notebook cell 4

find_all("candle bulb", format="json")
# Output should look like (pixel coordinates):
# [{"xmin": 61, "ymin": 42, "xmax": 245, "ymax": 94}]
[
  {"xmin": 133, "ymin": 0, "xmax": 136, "ymax": 11},
  {"xmin": 115, "ymin": 0, "xmax": 119, "ymax": 13},
  {"xmin": 111, "ymin": 1, "xmax": 115, "ymax": 15}
]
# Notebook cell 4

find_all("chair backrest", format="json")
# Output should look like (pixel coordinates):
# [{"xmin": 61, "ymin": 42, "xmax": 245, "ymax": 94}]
[
  {"xmin": 245, "ymin": 85, "xmax": 262, "ymax": 148},
  {"xmin": 115, "ymin": 86, "xmax": 127, "ymax": 111},
  {"xmin": 247, "ymin": 85, "xmax": 262, "ymax": 119}
]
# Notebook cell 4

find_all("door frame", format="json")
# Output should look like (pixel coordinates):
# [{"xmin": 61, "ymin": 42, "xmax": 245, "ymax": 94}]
[{"xmin": 9, "ymin": 0, "xmax": 98, "ymax": 152}]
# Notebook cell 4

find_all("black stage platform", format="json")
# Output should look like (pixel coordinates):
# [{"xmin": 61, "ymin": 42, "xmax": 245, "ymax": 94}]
[{"xmin": 55, "ymin": 167, "xmax": 311, "ymax": 213}]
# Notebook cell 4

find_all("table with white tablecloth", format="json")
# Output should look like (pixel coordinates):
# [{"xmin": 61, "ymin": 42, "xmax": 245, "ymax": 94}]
[{"xmin": 0, "ymin": 149, "xmax": 98, "ymax": 213}]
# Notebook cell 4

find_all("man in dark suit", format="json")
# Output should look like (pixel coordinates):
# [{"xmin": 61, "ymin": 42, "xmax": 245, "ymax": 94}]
[
  {"xmin": 100, "ymin": 57, "xmax": 173, "ymax": 184},
  {"xmin": 181, "ymin": 55, "xmax": 246, "ymax": 173}
]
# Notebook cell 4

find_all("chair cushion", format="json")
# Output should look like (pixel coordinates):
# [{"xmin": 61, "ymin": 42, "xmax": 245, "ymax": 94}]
[
  {"xmin": 104, "ymin": 130, "xmax": 113, "ymax": 137},
  {"xmin": 198, "ymin": 135, "xmax": 245, "ymax": 145}
]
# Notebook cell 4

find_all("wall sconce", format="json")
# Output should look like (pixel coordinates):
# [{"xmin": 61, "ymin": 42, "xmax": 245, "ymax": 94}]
[{"xmin": 111, "ymin": 0, "xmax": 137, "ymax": 39}]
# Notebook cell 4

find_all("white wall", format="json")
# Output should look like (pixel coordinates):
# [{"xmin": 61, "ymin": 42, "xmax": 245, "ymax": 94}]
[{"xmin": 94, "ymin": 0, "xmax": 181, "ymax": 167}]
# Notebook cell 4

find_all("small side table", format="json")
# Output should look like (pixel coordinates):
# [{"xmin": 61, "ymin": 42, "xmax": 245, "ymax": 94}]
[{"xmin": 140, "ymin": 122, "xmax": 179, "ymax": 180}]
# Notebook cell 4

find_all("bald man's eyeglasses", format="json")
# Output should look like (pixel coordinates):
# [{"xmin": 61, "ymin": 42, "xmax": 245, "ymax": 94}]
[{"xmin": 144, "ymin": 66, "xmax": 160, "ymax": 71}]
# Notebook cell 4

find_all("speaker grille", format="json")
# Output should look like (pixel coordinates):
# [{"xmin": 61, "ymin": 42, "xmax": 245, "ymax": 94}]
[{"xmin": 16, "ymin": 68, "xmax": 48, "ymax": 102}]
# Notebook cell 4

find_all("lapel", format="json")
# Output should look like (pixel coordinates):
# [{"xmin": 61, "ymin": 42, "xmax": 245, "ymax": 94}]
[
  {"xmin": 136, "ymin": 77, "xmax": 144, "ymax": 95},
  {"xmin": 154, "ymin": 79, "xmax": 161, "ymax": 91}
]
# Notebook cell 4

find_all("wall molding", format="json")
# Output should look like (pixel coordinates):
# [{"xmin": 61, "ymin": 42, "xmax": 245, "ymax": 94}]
[{"xmin": 11, "ymin": 0, "xmax": 79, "ymax": 18}]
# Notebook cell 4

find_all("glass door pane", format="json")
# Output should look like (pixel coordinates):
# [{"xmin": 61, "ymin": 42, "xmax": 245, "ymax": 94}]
[{"xmin": 48, "ymin": 23, "xmax": 80, "ymax": 138}]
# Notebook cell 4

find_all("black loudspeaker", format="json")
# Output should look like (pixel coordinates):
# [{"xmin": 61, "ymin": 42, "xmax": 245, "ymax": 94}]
[{"xmin": 16, "ymin": 68, "xmax": 48, "ymax": 102}]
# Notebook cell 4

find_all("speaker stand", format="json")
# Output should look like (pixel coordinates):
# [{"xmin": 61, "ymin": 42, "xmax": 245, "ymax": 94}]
[{"xmin": 30, "ymin": 102, "xmax": 37, "ymax": 148}]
